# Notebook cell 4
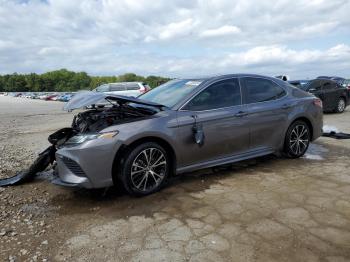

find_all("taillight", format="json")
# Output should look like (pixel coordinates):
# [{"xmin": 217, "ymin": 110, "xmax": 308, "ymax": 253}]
[
  {"xmin": 313, "ymin": 98, "xmax": 323, "ymax": 108},
  {"xmin": 347, "ymin": 85, "xmax": 350, "ymax": 90},
  {"xmin": 139, "ymin": 85, "xmax": 150, "ymax": 94},
  {"xmin": 139, "ymin": 87, "xmax": 146, "ymax": 94}
]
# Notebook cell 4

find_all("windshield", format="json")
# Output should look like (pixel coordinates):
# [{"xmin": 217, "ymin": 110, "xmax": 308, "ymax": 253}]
[{"xmin": 138, "ymin": 79, "xmax": 203, "ymax": 108}]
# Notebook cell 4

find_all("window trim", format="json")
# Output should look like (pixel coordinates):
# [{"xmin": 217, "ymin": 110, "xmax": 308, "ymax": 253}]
[
  {"xmin": 179, "ymin": 77, "xmax": 243, "ymax": 112},
  {"xmin": 109, "ymin": 84, "xmax": 127, "ymax": 92},
  {"xmin": 240, "ymin": 76, "xmax": 288, "ymax": 105}
]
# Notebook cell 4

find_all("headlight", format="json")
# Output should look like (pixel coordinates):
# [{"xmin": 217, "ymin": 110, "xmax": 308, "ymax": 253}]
[{"xmin": 65, "ymin": 131, "xmax": 119, "ymax": 146}]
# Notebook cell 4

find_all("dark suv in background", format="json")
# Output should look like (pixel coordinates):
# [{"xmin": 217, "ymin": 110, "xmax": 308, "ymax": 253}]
[{"xmin": 301, "ymin": 78, "xmax": 349, "ymax": 113}]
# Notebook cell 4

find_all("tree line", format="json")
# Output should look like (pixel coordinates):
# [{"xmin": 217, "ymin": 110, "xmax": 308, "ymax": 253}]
[{"xmin": 0, "ymin": 69, "xmax": 171, "ymax": 92}]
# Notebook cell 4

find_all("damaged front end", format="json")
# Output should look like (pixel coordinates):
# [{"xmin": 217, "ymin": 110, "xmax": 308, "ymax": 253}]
[
  {"xmin": 0, "ymin": 91, "xmax": 164, "ymax": 187},
  {"xmin": 0, "ymin": 128, "xmax": 73, "ymax": 187}
]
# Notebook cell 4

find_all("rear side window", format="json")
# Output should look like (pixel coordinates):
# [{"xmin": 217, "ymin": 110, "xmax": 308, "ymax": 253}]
[
  {"xmin": 307, "ymin": 80, "xmax": 322, "ymax": 91},
  {"xmin": 109, "ymin": 84, "xmax": 126, "ymax": 91},
  {"xmin": 183, "ymin": 78, "xmax": 241, "ymax": 111},
  {"xmin": 96, "ymin": 84, "xmax": 110, "ymax": 92},
  {"xmin": 125, "ymin": 83, "xmax": 140, "ymax": 90},
  {"xmin": 322, "ymin": 81, "xmax": 336, "ymax": 90},
  {"xmin": 242, "ymin": 77, "xmax": 286, "ymax": 104}
]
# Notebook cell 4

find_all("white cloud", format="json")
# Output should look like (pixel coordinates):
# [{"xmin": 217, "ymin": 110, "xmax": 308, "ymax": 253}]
[
  {"xmin": 200, "ymin": 25, "xmax": 241, "ymax": 38},
  {"xmin": 158, "ymin": 18, "xmax": 196, "ymax": 40},
  {"xmin": 0, "ymin": 0, "xmax": 349, "ymax": 79}
]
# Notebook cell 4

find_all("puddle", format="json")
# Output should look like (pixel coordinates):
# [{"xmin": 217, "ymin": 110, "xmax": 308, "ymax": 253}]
[{"xmin": 302, "ymin": 143, "xmax": 328, "ymax": 161}]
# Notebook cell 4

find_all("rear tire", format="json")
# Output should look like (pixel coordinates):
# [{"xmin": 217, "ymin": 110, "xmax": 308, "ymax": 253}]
[
  {"xmin": 119, "ymin": 142, "xmax": 170, "ymax": 196},
  {"xmin": 335, "ymin": 97, "xmax": 346, "ymax": 113},
  {"xmin": 284, "ymin": 121, "xmax": 310, "ymax": 158}
]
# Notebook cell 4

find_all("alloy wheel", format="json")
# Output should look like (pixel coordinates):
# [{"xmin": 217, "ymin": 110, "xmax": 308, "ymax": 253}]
[
  {"xmin": 130, "ymin": 148, "xmax": 167, "ymax": 192},
  {"xmin": 338, "ymin": 98, "xmax": 345, "ymax": 113},
  {"xmin": 289, "ymin": 124, "xmax": 310, "ymax": 156}
]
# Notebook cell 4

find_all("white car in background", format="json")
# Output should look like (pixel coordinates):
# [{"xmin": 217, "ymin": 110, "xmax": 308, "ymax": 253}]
[{"xmin": 94, "ymin": 82, "xmax": 150, "ymax": 97}]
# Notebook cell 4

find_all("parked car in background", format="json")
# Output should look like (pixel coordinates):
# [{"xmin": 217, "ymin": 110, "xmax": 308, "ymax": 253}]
[
  {"xmin": 343, "ymin": 79, "xmax": 350, "ymax": 97},
  {"xmin": 275, "ymin": 75, "xmax": 289, "ymax": 81},
  {"xmin": 93, "ymin": 82, "xmax": 151, "ymax": 97},
  {"xmin": 23, "ymin": 93, "xmax": 36, "ymax": 99},
  {"xmin": 288, "ymin": 80, "xmax": 310, "ymax": 89},
  {"xmin": 57, "ymin": 93, "xmax": 74, "ymax": 102},
  {"xmin": 317, "ymin": 76, "xmax": 346, "ymax": 86},
  {"xmin": 45, "ymin": 94, "xmax": 58, "ymax": 101},
  {"xmin": 52, "ymin": 74, "xmax": 323, "ymax": 196},
  {"xmin": 302, "ymin": 78, "xmax": 349, "ymax": 113},
  {"xmin": 39, "ymin": 94, "xmax": 49, "ymax": 100}
]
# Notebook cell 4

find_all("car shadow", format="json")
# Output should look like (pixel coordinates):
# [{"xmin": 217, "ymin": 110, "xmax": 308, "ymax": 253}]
[{"xmin": 48, "ymin": 154, "xmax": 278, "ymax": 218}]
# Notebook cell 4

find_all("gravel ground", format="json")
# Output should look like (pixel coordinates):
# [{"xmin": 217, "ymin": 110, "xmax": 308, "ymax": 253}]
[{"xmin": 0, "ymin": 95, "xmax": 350, "ymax": 262}]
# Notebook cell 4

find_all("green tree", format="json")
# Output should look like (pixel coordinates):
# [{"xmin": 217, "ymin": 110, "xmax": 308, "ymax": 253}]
[
  {"xmin": 116, "ymin": 73, "xmax": 144, "ymax": 82},
  {"xmin": 145, "ymin": 75, "xmax": 171, "ymax": 88},
  {"xmin": 0, "ymin": 69, "xmax": 172, "ymax": 92}
]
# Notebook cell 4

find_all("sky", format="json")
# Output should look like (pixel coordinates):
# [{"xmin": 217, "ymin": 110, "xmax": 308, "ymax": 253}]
[{"xmin": 0, "ymin": 0, "xmax": 349, "ymax": 79}]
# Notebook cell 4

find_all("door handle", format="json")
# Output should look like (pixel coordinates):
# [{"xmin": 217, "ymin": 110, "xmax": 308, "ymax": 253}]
[{"xmin": 234, "ymin": 111, "xmax": 249, "ymax": 117}]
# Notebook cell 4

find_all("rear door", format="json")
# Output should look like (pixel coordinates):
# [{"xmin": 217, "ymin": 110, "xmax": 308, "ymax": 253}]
[
  {"xmin": 175, "ymin": 78, "xmax": 250, "ymax": 167},
  {"xmin": 322, "ymin": 80, "xmax": 338, "ymax": 111},
  {"xmin": 240, "ymin": 77, "xmax": 290, "ymax": 150},
  {"xmin": 307, "ymin": 80, "xmax": 325, "ymax": 102}
]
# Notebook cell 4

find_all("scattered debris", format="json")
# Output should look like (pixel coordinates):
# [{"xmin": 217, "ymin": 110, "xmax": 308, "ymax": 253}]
[
  {"xmin": 322, "ymin": 131, "xmax": 350, "ymax": 139},
  {"xmin": 41, "ymin": 240, "xmax": 48, "ymax": 245},
  {"xmin": 322, "ymin": 125, "xmax": 350, "ymax": 139}
]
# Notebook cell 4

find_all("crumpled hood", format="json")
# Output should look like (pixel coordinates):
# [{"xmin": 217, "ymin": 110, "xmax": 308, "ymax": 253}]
[{"xmin": 63, "ymin": 91, "xmax": 165, "ymax": 111}]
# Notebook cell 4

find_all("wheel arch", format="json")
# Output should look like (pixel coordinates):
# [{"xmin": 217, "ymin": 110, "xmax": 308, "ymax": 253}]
[
  {"xmin": 112, "ymin": 136, "xmax": 177, "ymax": 184},
  {"xmin": 340, "ymin": 95, "xmax": 347, "ymax": 103},
  {"xmin": 289, "ymin": 116, "xmax": 314, "ymax": 140}
]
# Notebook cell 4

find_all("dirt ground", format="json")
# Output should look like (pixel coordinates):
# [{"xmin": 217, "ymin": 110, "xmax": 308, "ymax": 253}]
[{"xmin": 0, "ymin": 95, "xmax": 350, "ymax": 262}]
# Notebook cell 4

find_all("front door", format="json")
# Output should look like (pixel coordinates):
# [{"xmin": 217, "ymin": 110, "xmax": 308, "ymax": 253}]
[{"xmin": 175, "ymin": 78, "xmax": 250, "ymax": 168}]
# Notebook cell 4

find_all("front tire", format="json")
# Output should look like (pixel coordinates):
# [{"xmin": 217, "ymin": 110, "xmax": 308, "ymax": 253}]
[
  {"xmin": 120, "ymin": 142, "xmax": 170, "ymax": 196},
  {"xmin": 284, "ymin": 121, "xmax": 310, "ymax": 158},
  {"xmin": 335, "ymin": 97, "xmax": 346, "ymax": 113}
]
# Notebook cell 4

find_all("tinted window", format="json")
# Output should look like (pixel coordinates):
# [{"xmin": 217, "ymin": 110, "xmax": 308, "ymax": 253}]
[
  {"xmin": 322, "ymin": 81, "xmax": 335, "ymax": 90},
  {"xmin": 125, "ymin": 83, "xmax": 140, "ymax": 90},
  {"xmin": 183, "ymin": 79, "xmax": 241, "ymax": 111},
  {"xmin": 307, "ymin": 80, "xmax": 322, "ymax": 91},
  {"xmin": 109, "ymin": 84, "xmax": 125, "ymax": 91},
  {"xmin": 243, "ymin": 78, "xmax": 286, "ymax": 104}
]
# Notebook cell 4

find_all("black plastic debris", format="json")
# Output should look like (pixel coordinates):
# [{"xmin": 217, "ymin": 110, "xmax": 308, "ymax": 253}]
[
  {"xmin": 0, "ymin": 146, "xmax": 56, "ymax": 187},
  {"xmin": 322, "ymin": 131, "xmax": 350, "ymax": 139},
  {"xmin": 0, "ymin": 128, "xmax": 74, "ymax": 187}
]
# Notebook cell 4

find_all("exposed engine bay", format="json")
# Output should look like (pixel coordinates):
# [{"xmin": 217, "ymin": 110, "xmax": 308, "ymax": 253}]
[{"xmin": 72, "ymin": 105, "xmax": 154, "ymax": 133}]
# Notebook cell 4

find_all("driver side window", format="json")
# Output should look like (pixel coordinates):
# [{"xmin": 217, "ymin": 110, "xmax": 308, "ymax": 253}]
[{"xmin": 183, "ymin": 78, "xmax": 241, "ymax": 111}]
